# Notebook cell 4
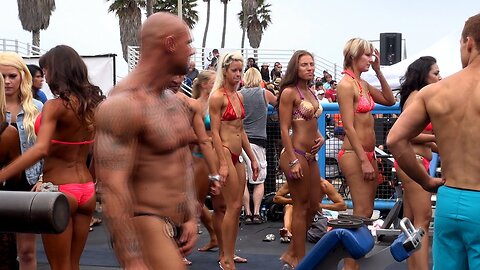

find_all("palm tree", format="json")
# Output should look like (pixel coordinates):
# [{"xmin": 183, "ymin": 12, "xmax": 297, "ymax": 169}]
[
  {"xmin": 220, "ymin": 0, "xmax": 231, "ymax": 48},
  {"xmin": 146, "ymin": 0, "xmax": 154, "ymax": 16},
  {"xmin": 153, "ymin": 0, "xmax": 199, "ymax": 29},
  {"xmin": 201, "ymin": 0, "xmax": 211, "ymax": 68},
  {"xmin": 107, "ymin": 0, "xmax": 143, "ymax": 62},
  {"xmin": 238, "ymin": 0, "xmax": 271, "ymax": 56},
  {"xmin": 17, "ymin": 0, "xmax": 56, "ymax": 53},
  {"xmin": 239, "ymin": 0, "xmax": 256, "ymax": 51}
]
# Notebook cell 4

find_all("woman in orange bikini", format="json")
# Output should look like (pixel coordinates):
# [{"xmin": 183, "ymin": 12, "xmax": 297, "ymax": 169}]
[
  {"xmin": 0, "ymin": 45, "xmax": 105, "ymax": 270},
  {"xmin": 337, "ymin": 38, "xmax": 395, "ymax": 270},
  {"xmin": 395, "ymin": 56, "xmax": 440, "ymax": 270},
  {"xmin": 209, "ymin": 51, "xmax": 259, "ymax": 270},
  {"xmin": 278, "ymin": 50, "xmax": 324, "ymax": 268}
]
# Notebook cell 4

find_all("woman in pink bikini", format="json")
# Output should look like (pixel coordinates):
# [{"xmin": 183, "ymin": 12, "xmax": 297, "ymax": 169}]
[
  {"xmin": 278, "ymin": 50, "xmax": 324, "ymax": 268},
  {"xmin": 209, "ymin": 51, "xmax": 259, "ymax": 270},
  {"xmin": 0, "ymin": 45, "xmax": 105, "ymax": 270},
  {"xmin": 337, "ymin": 38, "xmax": 395, "ymax": 269},
  {"xmin": 396, "ymin": 56, "xmax": 440, "ymax": 270}
]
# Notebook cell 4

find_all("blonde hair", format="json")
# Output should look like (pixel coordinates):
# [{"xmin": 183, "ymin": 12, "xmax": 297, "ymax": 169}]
[
  {"xmin": 0, "ymin": 52, "xmax": 39, "ymax": 141},
  {"xmin": 192, "ymin": 70, "xmax": 215, "ymax": 99},
  {"xmin": 0, "ymin": 75, "xmax": 5, "ymax": 122},
  {"xmin": 211, "ymin": 51, "xmax": 244, "ymax": 94},
  {"xmin": 343, "ymin": 38, "xmax": 374, "ymax": 70},
  {"xmin": 243, "ymin": 67, "xmax": 262, "ymax": 88}
]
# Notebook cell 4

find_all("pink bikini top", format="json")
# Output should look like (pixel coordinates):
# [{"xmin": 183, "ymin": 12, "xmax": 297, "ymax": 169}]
[
  {"xmin": 342, "ymin": 70, "xmax": 375, "ymax": 113},
  {"xmin": 220, "ymin": 88, "xmax": 245, "ymax": 121},
  {"xmin": 292, "ymin": 86, "xmax": 323, "ymax": 121},
  {"xmin": 34, "ymin": 113, "xmax": 94, "ymax": 145}
]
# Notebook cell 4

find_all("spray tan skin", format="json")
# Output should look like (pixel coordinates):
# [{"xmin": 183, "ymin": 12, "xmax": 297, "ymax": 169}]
[
  {"xmin": 394, "ymin": 62, "xmax": 440, "ymax": 270},
  {"xmin": 94, "ymin": 13, "xmax": 197, "ymax": 270},
  {"xmin": 278, "ymin": 53, "xmax": 324, "ymax": 268},
  {"xmin": 337, "ymin": 45, "xmax": 395, "ymax": 270},
  {"xmin": 209, "ymin": 58, "xmax": 259, "ymax": 270},
  {"xmin": 388, "ymin": 21, "xmax": 480, "ymax": 270}
]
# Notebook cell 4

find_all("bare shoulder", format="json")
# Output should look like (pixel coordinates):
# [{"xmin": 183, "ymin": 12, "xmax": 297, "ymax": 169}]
[
  {"xmin": 96, "ymin": 91, "xmax": 142, "ymax": 135},
  {"xmin": 209, "ymin": 89, "xmax": 226, "ymax": 106},
  {"xmin": 279, "ymin": 87, "xmax": 297, "ymax": 100},
  {"xmin": 337, "ymin": 77, "xmax": 355, "ymax": 93}
]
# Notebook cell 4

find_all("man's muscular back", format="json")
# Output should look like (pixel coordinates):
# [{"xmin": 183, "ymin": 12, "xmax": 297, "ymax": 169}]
[{"xmin": 419, "ymin": 65, "xmax": 480, "ymax": 190}]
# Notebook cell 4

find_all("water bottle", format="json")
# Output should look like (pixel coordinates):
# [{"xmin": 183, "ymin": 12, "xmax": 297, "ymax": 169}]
[{"xmin": 261, "ymin": 205, "xmax": 267, "ymax": 222}]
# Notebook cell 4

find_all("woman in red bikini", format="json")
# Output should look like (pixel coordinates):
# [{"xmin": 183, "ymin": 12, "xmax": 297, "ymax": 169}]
[
  {"xmin": 209, "ymin": 51, "xmax": 259, "ymax": 270},
  {"xmin": 277, "ymin": 50, "xmax": 324, "ymax": 268},
  {"xmin": 337, "ymin": 38, "xmax": 395, "ymax": 270},
  {"xmin": 396, "ymin": 56, "xmax": 440, "ymax": 270},
  {"xmin": 0, "ymin": 45, "xmax": 105, "ymax": 270}
]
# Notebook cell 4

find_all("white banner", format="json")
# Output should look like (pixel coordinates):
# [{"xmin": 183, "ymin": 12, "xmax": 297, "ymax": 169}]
[{"xmin": 24, "ymin": 54, "xmax": 116, "ymax": 99}]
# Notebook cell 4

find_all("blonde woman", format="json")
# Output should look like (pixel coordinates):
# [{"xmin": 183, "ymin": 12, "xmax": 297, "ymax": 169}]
[
  {"xmin": 0, "ymin": 52, "xmax": 43, "ymax": 270},
  {"xmin": 209, "ymin": 51, "xmax": 259, "ymax": 270},
  {"xmin": 191, "ymin": 70, "xmax": 222, "ymax": 252},
  {"xmin": 240, "ymin": 67, "xmax": 276, "ymax": 224},
  {"xmin": 337, "ymin": 38, "xmax": 395, "ymax": 269},
  {"xmin": 0, "ymin": 46, "xmax": 105, "ymax": 270},
  {"xmin": 0, "ymin": 74, "xmax": 23, "ymax": 269}
]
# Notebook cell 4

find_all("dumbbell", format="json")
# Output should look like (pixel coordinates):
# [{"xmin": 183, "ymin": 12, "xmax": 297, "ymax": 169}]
[
  {"xmin": 0, "ymin": 191, "xmax": 69, "ymax": 234},
  {"xmin": 390, "ymin": 217, "xmax": 425, "ymax": 262}
]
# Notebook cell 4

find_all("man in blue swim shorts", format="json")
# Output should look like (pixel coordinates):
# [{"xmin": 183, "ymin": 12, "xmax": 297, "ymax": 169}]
[{"xmin": 387, "ymin": 13, "xmax": 480, "ymax": 270}]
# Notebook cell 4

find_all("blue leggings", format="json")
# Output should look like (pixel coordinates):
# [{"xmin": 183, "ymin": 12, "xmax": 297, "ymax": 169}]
[{"xmin": 433, "ymin": 185, "xmax": 480, "ymax": 270}]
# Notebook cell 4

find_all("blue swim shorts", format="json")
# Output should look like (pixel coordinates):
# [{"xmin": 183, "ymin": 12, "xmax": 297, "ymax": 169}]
[{"xmin": 433, "ymin": 185, "xmax": 480, "ymax": 270}]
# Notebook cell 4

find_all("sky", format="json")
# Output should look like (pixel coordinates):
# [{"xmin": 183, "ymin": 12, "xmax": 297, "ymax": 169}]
[{"xmin": 0, "ymin": 0, "xmax": 477, "ymax": 80}]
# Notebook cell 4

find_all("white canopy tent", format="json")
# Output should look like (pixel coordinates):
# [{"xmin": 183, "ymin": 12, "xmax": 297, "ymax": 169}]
[
  {"xmin": 23, "ymin": 54, "xmax": 116, "ymax": 98},
  {"xmin": 363, "ymin": 30, "xmax": 463, "ymax": 90}
]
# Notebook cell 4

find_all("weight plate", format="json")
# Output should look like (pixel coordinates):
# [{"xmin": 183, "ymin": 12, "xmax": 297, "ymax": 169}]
[
  {"xmin": 328, "ymin": 218, "xmax": 363, "ymax": 229},
  {"xmin": 338, "ymin": 214, "xmax": 374, "ymax": 225}
]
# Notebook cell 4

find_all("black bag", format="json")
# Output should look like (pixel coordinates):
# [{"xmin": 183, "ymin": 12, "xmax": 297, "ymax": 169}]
[{"xmin": 307, "ymin": 212, "xmax": 328, "ymax": 243}]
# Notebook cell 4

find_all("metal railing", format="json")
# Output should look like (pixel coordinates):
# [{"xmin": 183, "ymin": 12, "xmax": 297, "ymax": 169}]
[
  {"xmin": 0, "ymin": 38, "xmax": 46, "ymax": 56},
  {"xmin": 127, "ymin": 46, "xmax": 341, "ymax": 79},
  {"xmin": 318, "ymin": 102, "xmax": 400, "ymax": 210}
]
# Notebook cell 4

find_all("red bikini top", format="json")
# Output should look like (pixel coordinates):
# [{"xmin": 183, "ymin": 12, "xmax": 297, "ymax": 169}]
[
  {"xmin": 221, "ymin": 88, "xmax": 245, "ymax": 121},
  {"xmin": 342, "ymin": 69, "xmax": 375, "ymax": 113},
  {"xmin": 424, "ymin": 123, "xmax": 433, "ymax": 132},
  {"xmin": 34, "ymin": 113, "xmax": 94, "ymax": 145}
]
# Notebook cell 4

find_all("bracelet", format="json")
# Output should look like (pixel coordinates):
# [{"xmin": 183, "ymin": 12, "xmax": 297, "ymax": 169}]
[
  {"xmin": 288, "ymin": 159, "xmax": 299, "ymax": 168},
  {"xmin": 208, "ymin": 174, "xmax": 221, "ymax": 182},
  {"xmin": 37, "ymin": 174, "xmax": 43, "ymax": 183}
]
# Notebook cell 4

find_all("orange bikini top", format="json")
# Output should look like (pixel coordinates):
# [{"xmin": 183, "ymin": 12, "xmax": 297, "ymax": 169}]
[
  {"xmin": 292, "ymin": 86, "xmax": 323, "ymax": 121},
  {"xmin": 221, "ymin": 88, "xmax": 245, "ymax": 121},
  {"xmin": 342, "ymin": 69, "xmax": 375, "ymax": 113}
]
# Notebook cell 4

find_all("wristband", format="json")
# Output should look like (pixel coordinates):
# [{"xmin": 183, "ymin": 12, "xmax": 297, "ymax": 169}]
[
  {"xmin": 288, "ymin": 159, "xmax": 299, "ymax": 168},
  {"xmin": 208, "ymin": 174, "xmax": 221, "ymax": 182}
]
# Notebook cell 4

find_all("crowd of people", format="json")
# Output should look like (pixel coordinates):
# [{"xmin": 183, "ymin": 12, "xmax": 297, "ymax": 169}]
[{"xmin": 1, "ymin": 11, "xmax": 479, "ymax": 270}]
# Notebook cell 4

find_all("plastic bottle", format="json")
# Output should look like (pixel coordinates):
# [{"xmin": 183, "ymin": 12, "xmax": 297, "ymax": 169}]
[{"xmin": 261, "ymin": 205, "xmax": 267, "ymax": 222}]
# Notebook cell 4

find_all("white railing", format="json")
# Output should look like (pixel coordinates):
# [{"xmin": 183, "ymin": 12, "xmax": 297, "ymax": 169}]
[
  {"xmin": 127, "ymin": 46, "xmax": 140, "ymax": 72},
  {"xmin": 127, "ymin": 46, "xmax": 341, "ymax": 80},
  {"xmin": 0, "ymin": 39, "xmax": 46, "ymax": 56}
]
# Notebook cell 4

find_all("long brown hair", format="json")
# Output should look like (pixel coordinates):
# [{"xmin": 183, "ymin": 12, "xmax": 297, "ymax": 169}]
[
  {"xmin": 39, "ymin": 45, "xmax": 105, "ymax": 131},
  {"xmin": 278, "ymin": 50, "xmax": 314, "ymax": 104}
]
